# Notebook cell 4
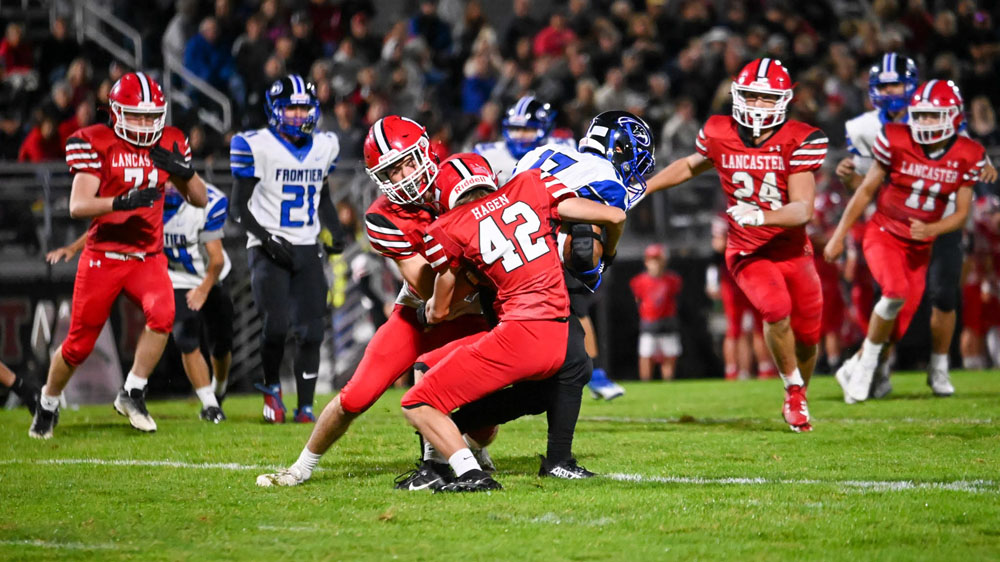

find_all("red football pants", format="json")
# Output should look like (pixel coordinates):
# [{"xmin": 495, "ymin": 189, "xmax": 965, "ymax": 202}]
[
  {"xmin": 720, "ymin": 275, "xmax": 762, "ymax": 338},
  {"xmin": 62, "ymin": 248, "xmax": 174, "ymax": 367},
  {"xmin": 338, "ymin": 304, "xmax": 488, "ymax": 413},
  {"xmin": 727, "ymin": 251, "xmax": 823, "ymax": 346},
  {"xmin": 402, "ymin": 319, "xmax": 569, "ymax": 413},
  {"xmin": 863, "ymin": 222, "xmax": 931, "ymax": 342}
]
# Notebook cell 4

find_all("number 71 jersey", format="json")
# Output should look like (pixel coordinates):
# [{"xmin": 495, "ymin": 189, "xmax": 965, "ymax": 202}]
[
  {"xmin": 230, "ymin": 128, "xmax": 339, "ymax": 247},
  {"xmin": 871, "ymin": 122, "xmax": 985, "ymax": 246},
  {"xmin": 696, "ymin": 115, "xmax": 827, "ymax": 258}
]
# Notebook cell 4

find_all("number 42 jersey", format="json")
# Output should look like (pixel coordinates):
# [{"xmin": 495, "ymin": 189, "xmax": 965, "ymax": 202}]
[
  {"xmin": 230, "ymin": 128, "xmax": 340, "ymax": 248},
  {"xmin": 696, "ymin": 115, "xmax": 828, "ymax": 260}
]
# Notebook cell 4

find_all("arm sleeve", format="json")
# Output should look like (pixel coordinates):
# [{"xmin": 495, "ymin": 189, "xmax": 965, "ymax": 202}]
[
  {"xmin": 423, "ymin": 225, "xmax": 462, "ymax": 272},
  {"xmin": 963, "ymin": 147, "xmax": 987, "ymax": 185},
  {"xmin": 695, "ymin": 126, "xmax": 710, "ymax": 159},
  {"xmin": 229, "ymin": 134, "xmax": 258, "ymax": 178},
  {"xmin": 540, "ymin": 171, "xmax": 578, "ymax": 204},
  {"xmin": 871, "ymin": 128, "xmax": 893, "ymax": 167},
  {"xmin": 789, "ymin": 129, "xmax": 829, "ymax": 173},
  {"xmin": 317, "ymin": 184, "xmax": 346, "ymax": 240},
  {"xmin": 65, "ymin": 134, "xmax": 102, "ymax": 175},
  {"xmin": 364, "ymin": 212, "xmax": 415, "ymax": 259},
  {"xmin": 230, "ymin": 175, "xmax": 270, "ymax": 241},
  {"xmin": 199, "ymin": 189, "xmax": 229, "ymax": 242}
]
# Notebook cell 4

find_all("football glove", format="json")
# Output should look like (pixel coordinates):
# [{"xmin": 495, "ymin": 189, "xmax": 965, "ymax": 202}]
[
  {"xmin": 727, "ymin": 201, "xmax": 765, "ymax": 227},
  {"xmin": 262, "ymin": 234, "xmax": 294, "ymax": 269},
  {"xmin": 150, "ymin": 141, "xmax": 194, "ymax": 180},
  {"xmin": 112, "ymin": 187, "xmax": 160, "ymax": 211},
  {"xmin": 415, "ymin": 303, "xmax": 431, "ymax": 327}
]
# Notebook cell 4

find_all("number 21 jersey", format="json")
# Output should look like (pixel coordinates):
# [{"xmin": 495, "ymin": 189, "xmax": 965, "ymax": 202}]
[
  {"xmin": 230, "ymin": 128, "xmax": 339, "ymax": 248},
  {"xmin": 696, "ymin": 115, "xmax": 827, "ymax": 260}
]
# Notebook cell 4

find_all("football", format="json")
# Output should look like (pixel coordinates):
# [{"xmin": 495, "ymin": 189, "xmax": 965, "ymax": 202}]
[{"xmin": 561, "ymin": 224, "xmax": 604, "ymax": 273}]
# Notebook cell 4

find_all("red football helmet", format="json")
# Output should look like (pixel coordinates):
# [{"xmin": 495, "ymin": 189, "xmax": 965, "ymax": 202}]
[
  {"xmin": 108, "ymin": 72, "xmax": 167, "ymax": 146},
  {"xmin": 731, "ymin": 58, "xmax": 794, "ymax": 137},
  {"xmin": 363, "ymin": 116, "xmax": 439, "ymax": 205},
  {"xmin": 433, "ymin": 153, "xmax": 497, "ymax": 212},
  {"xmin": 908, "ymin": 79, "xmax": 964, "ymax": 145}
]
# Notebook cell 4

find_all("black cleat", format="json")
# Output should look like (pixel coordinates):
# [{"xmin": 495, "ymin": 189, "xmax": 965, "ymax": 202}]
[
  {"xmin": 394, "ymin": 460, "xmax": 453, "ymax": 491},
  {"xmin": 538, "ymin": 455, "xmax": 596, "ymax": 479},
  {"xmin": 199, "ymin": 405, "xmax": 226, "ymax": 424},
  {"xmin": 29, "ymin": 405, "xmax": 59, "ymax": 439},
  {"xmin": 435, "ymin": 469, "xmax": 502, "ymax": 493}
]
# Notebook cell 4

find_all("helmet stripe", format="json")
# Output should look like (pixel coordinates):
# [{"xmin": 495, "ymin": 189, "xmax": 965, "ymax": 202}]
[
  {"xmin": 515, "ymin": 96, "xmax": 533, "ymax": 116},
  {"xmin": 136, "ymin": 72, "xmax": 151, "ymax": 102},
  {"xmin": 449, "ymin": 158, "xmax": 474, "ymax": 179},
  {"xmin": 888, "ymin": 53, "xmax": 896, "ymax": 74},
  {"xmin": 292, "ymin": 75, "xmax": 302, "ymax": 95},
  {"xmin": 922, "ymin": 80, "xmax": 937, "ymax": 99},
  {"xmin": 373, "ymin": 118, "xmax": 390, "ymax": 154},
  {"xmin": 757, "ymin": 58, "xmax": 771, "ymax": 79},
  {"xmin": 882, "ymin": 53, "xmax": 890, "ymax": 74}
]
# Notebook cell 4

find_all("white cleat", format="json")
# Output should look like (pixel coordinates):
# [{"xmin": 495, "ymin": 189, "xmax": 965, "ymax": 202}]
[
  {"xmin": 846, "ymin": 359, "xmax": 876, "ymax": 404},
  {"xmin": 835, "ymin": 356, "xmax": 857, "ymax": 405},
  {"xmin": 256, "ymin": 466, "xmax": 310, "ymax": 487},
  {"xmin": 113, "ymin": 388, "xmax": 157, "ymax": 432},
  {"xmin": 927, "ymin": 368, "xmax": 955, "ymax": 397}
]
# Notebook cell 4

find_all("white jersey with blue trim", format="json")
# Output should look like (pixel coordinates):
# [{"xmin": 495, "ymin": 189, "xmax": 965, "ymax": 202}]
[
  {"xmin": 475, "ymin": 137, "xmax": 575, "ymax": 185},
  {"xmin": 512, "ymin": 143, "xmax": 631, "ymax": 210},
  {"xmin": 163, "ymin": 184, "xmax": 232, "ymax": 290},
  {"xmin": 844, "ymin": 109, "xmax": 884, "ymax": 177},
  {"xmin": 230, "ymin": 128, "xmax": 340, "ymax": 247}
]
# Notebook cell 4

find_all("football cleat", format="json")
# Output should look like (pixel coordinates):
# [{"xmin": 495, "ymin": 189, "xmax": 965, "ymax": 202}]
[
  {"xmin": 254, "ymin": 383, "xmax": 286, "ymax": 424},
  {"xmin": 835, "ymin": 355, "xmax": 857, "ymax": 404},
  {"xmin": 472, "ymin": 447, "xmax": 496, "ymax": 473},
  {"xmin": 394, "ymin": 460, "xmax": 453, "ymax": 491},
  {"xmin": 435, "ymin": 469, "xmax": 502, "ymax": 493},
  {"xmin": 256, "ymin": 466, "xmax": 310, "ymax": 487},
  {"xmin": 587, "ymin": 368, "xmax": 625, "ymax": 401},
  {"xmin": 846, "ymin": 359, "xmax": 876, "ymax": 403},
  {"xmin": 293, "ymin": 406, "xmax": 316, "ymax": 423},
  {"xmin": 782, "ymin": 385, "xmax": 812, "ymax": 432},
  {"xmin": 927, "ymin": 368, "xmax": 955, "ymax": 397},
  {"xmin": 113, "ymin": 387, "xmax": 157, "ymax": 432},
  {"xmin": 28, "ymin": 404, "xmax": 59, "ymax": 439},
  {"xmin": 871, "ymin": 361, "xmax": 893, "ymax": 399},
  {"xmin": 199, "ymin": 405, "xmax": 226, "ymax": 424},
  {"xmin": 538, "ymin": 455, "xmax": 596, "ymax": 479}
]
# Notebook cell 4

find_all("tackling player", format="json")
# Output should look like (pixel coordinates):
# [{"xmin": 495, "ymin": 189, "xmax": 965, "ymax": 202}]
[
  {"xmin": 825, "ymin": 80, "xmax": 986, "ymax": 402},
  {"xmin": 473, "ymin": 95, "xmax": 573, "ymax": 184},
  {"xmin": 402, "ymin": 153, "xmax": 626, "ymax": 492},
  {"xmin": 30, "ymin": 72, "xmax": 208, "ymax": 439},
  {"xmin": 644, "ymin": 58, "xmax": 828, "ymax": 432},
  {"xmin": 511, "ymin": 110, "xmax": 657, "ymax": 401},
  {"xmin": 229, "ymin": 74, "xmax": 343, "ymax": 424}
]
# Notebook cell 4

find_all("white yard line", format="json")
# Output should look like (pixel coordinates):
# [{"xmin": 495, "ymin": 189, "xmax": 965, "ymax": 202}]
[
  {"xmin": 607, "ymin": 473, "xmax": 998, "ymax": 494},
  {"xmin": 580, "ymin": 415, "xmax": 995, "ymax": 425},
  {"xmin": 0, "ymin": 539, "xmax": 120, "ymax": 551},
  {"xmin": 0, "ymin": 458, "xmax": 279, "ymax": 471}
]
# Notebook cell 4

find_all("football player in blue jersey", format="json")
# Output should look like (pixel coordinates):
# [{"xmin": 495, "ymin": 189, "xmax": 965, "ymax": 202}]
[
  {"xmin": 474, "ymin": 95, "xmax": 574, "ymax": 184},
  {"xmin": 512, "ymin": 110, "xmax": 656, "ymax": 400},
  {"xmin": 230, "ymin": 74, "xmax": 346, "ymax": 423}
]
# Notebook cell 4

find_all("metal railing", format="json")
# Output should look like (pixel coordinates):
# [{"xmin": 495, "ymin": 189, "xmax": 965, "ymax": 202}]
[
  {"xmin": 162, "ymin": 54, "xmax": 233, "ymax": 135},
  {"xmin": 74, "ymin": 0, "xmax": 143, "ymax": 70}
]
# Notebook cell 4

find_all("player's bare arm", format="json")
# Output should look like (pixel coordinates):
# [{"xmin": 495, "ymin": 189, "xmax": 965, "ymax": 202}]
[
  {"xmin": 187, "ymin": 238, "xmax": 224, "ymax": 311},
  {"xmin": 758, "ymin": 171, "xmax": 816, "ymax": 228},
  {"xmin": 556, "ymin": 197, "xmax": 627, "ymax": 256},
  {"xmin": 835, "ymin": 157, "xmax": 862, "ymax": 191},
  {"xmin": 68, "ymin": 173, "xmax": 119, "ymax": 218},
  {"xmin": 425, "ymin": 267, "xmax": 458, "ymax": 325},
  {"xmin": 645, "ymin": 153, "xmax": 714, "ymax": 194},
  {"xmin": 824, "ymin": 162, "xmax": 888, "ymax": 262},
  {"xmin": 395, "ymin": 253, "xmax": 435, "ymax": 301},
  {"xmin": 910, "ymin": 185, "xmax": 974, "ymax": 241},
  {"xmin": 46, "ymin": 231, "xmax": 87, "ymax": 263}
]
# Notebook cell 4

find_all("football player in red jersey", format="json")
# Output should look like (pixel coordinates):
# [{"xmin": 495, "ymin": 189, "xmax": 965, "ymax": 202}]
[
  {"xmin": 401, "ymin": 153, "xmax": 625, "ymax": 492},
  {"xmin": 643, "ymin": 58, "xmax": 827, "ymax": 432},
  {"xmin": 961, "ymin": 195, "xmax": 1000, "ymax": 368},
  {"xmin": 256, "ymin": 116, "xmax": 491, "ymax": 488},
  {"xmin": 29, "ymin": 72, "xmax": 208, "ymax": 439},
  {"xmin": 825, "ymin": 80, "xmax": 986, "ymax": 402}
]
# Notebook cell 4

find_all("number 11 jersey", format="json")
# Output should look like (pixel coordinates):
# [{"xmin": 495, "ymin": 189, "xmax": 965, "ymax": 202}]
[
  {"xmin": 696, "ymin": 115, "xmax": 827, "ymax": 260},
  {"xmin": 230, "ymin": 128, "xmax": 340, "ymax": 248}
]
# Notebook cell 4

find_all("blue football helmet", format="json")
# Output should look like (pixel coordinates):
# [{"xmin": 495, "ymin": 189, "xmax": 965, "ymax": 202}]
[
  {"xmin": 266, "ymin": 74, "xmax": 320, "ymax": 140},
  {"xmin": 578, "ymin": 110, "xmax": 655, "ymax": 206},
  {"xmin": 503, "ymin": 96, "xmax": 555, "ymax": 159},
  {"xmin": 868, "ymin": 53, "xmax": 919, "ymax": 115}
]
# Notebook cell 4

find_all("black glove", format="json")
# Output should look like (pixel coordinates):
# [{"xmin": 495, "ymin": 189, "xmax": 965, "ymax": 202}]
[
  {"xmin": 415, "ymin": 303, "xmax": 431, "ymax": 327},
  {"xmin": 150, "ymin": 141, "xmax": 194, "ymax": 180},
  {"xmin": 113, "ymin": 187, "xmax": 160, "ymax": 211},
  {"xmin": 262, "ymin": 234, "xmax": 294, "ymax": 269},
  {"xmin": 323, "ymin": 236, "xmax": 346, "ymax": 256}
]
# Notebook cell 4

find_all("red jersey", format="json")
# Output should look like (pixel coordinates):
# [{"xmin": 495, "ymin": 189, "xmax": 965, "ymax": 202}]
[
  {"xmin": 65, "ymin": 124, "xmax": 191, "ymax": 254},
  {"xmin": 630, "ymin": 271, "xmax": 683, "ymax": 322},
  {"xmin": 363, "ymin": 195, "xmax": 436, "ymax": 260},
  {"xmin": 870, "ymin": 123, "xmax": 985, "ymax": 247},
  {"xmin": 968, "ymin": 196, "xmax": 1000, "ymax": 282},
  {"xmin": 696, "ymin": 115, "xmax": 828, "ymax": 260},
  {"xmin": 424, "ymin": 169, "xmax": 575, "ymax": 322}
]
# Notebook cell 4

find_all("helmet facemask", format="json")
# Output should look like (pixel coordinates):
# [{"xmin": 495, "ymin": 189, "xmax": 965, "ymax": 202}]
[
  {"xmin": 111, "ymin": 102, "xmax": 167, "ymax": 146},
  {"xmin": 908, "ymin": 106, "xmax": 959, "ymax": 145},
  {"xmin": 731, "ymin": 82, "xmax": 793, "ymax": 138},
  {"xmin": 366, "ymin": 137, "xmax": 439, "ymax": 205}
]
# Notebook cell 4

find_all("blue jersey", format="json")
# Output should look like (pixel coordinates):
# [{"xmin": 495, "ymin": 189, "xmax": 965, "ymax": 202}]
[{"xmin": 512, "ymin": 143, "xmax": 637, "ymax": 211}]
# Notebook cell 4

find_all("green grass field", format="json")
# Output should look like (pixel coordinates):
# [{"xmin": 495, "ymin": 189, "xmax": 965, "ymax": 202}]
[{"xmin": 2, "ymin": 371, "xmax": 999, "ymax": 561}]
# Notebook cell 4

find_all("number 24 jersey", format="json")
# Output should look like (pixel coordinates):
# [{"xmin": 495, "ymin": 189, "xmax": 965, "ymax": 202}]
[{"xmin": 230, "ymin": 128, "xmax": 339, "ymax": 248}]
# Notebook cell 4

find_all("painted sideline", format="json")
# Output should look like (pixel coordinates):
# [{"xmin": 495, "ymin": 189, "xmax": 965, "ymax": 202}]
[{"xmin": 580, "ymin": 415, "xmax": 995, "ymax": 425}]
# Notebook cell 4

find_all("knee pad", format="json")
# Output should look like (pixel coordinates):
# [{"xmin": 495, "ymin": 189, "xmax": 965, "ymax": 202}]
[
  {"xmin": 874, "ymin": 296, "xmax": 905, "ymax": 320},
  {"xmin": 930, "ymin": 287, "xmax": 958, "ymax": 312}
]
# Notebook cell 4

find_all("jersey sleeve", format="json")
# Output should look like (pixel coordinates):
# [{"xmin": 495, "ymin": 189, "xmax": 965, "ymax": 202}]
[
  {"xmin": 695, "ymin": 125, "xmax": 710, "ymax": 159},
  {"xmin": 199, "ymin": 187, "xmax": 229, "ymax": 242},
  {"xmin": 65, "ymin": 133, "xmax": 101, "ymax": 175},
  {"xmin": 962, "ymin": 146, "xmax": 987, "ymax": 185},
  {"xmin": 423, "ymin": 223, "xmax": 463, "ymax": 273},
  {"xmin": 789, "ymin": 129, "xmax": 828, "ymax": 173},
  {"xmin": 364, "ymin": 212, "xmax": 415, "ymax": 259},
  {"xmin": 871, "ymin": 128, "xmax": 893, "ymax": 167},
  {"xmin": 540, "ymin": 171, "xmax": 578, "ymax": 204},
  {"xmin": 323, "ymin": 132, "xmax": 340, "ymax": 176},
  {"xmin": 230, "ymin": 134, "xmax": 258, "ymax": 179}
]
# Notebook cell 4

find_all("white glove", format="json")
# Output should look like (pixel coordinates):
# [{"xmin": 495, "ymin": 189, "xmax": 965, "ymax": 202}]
[{"xmin": 727, "ymin": 201, "xmax": 765, "ymax": 227}]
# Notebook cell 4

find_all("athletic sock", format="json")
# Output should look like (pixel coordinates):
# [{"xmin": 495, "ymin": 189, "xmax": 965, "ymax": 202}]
[
  {"xmin": 195, "ymin": 385, "xmax": 219, "ymax": 408},
  {"xmin": 211, "ymin": 376, "xmax": 227, "ymax": 397},
  {"xmin": 929, "ymin": 353, "xmax": 948, "ymax": 372},
  {"xmin": 291, "ymin": 447, "xmax": 322, "ymax": 476},
  {"xmin": 260, "ymin": 338, "xmax": 285, "ymax": 387},
  {"xmin": 779, "ymin": 368, "xmax": 805, "ymax": 389},
  {"xmin": 39, "ymin": 386, "xmax": 60, "ymax": 412},
  {"xmin": 860, "ymin": 339, "xmax": 883, "ymax": 372},
  {"xmin": 423, "ymin": 437, "xmax": 446, "ymax": 463},
  {"xmin": 294, "ymin": 371, "xmax": 317, "ymax": 410},
  {"xmin": 294, "ymin": 341, "xmax": 320, "ymax": 410},
  {"xmin": 448, "ymin": 448, "xmax": 481, "ymax": 477},
  {"xmin": 123, "ymin": 372, "xmax": 147, "ymax": 392}
]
